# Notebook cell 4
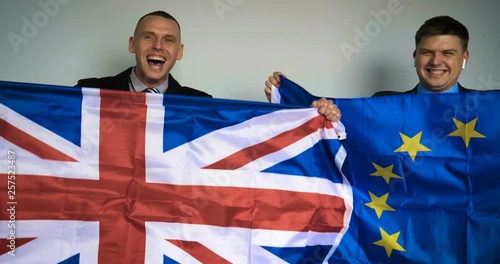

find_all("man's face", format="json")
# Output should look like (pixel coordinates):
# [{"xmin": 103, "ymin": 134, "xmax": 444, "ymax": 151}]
[
  {"xmin": 413, "ymin": 35, "xmax": 469, "ymax": 92},
  {"xmin": 128, "ymin": 15, "xmax": 183, "ymax": 87}
]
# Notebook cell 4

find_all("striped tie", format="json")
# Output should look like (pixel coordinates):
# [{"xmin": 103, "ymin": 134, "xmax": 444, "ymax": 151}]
[{"xmin": 143, "ymin": 88, "xmax": 160, "ymax": 93}]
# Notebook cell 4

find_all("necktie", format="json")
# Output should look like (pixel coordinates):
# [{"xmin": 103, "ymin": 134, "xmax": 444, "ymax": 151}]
[{"xmin": 143, "ymin": 88, "xmax": 161, "ymax": 93}]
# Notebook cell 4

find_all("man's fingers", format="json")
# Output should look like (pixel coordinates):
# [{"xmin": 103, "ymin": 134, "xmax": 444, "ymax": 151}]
[
  {"xmin": 274, "ymin": 71, "xmax": 287, "ymax": 78},
  {"xmin": 311, "ymin": 98, "xmax": 341, "ymax": 122},
  {"xmin": 264, "ymin": 83, "xmax": 272, "ymax": 102},
  {"xmin": 269, "ymin": 74, "xmax": 280, "ymax": 87},
  {"xmin": 264, "ymin": 85, "xmax": 271, "ymax": 95},
  {"xmin": 273, "ymin": 71, "xmax": 281, "ymax": 79}
]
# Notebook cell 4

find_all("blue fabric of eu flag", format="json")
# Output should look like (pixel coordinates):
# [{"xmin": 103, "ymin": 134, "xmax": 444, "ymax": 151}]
[{"xmin": 276, "ymin": 77, "xmax": 500, "ymax": 264}]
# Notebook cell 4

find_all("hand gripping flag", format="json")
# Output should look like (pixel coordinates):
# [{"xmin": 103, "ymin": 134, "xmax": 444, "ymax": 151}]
[
  {"xmin": 0, "ymin": 81, "xmax": 352, "ymax": 264},
  {"xmin": 272, "ymin": 77, "xmax": 500, "ymax": 263}
]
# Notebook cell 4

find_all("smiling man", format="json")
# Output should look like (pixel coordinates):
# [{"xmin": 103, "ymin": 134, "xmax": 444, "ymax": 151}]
[
  {"xmin": 77, "ymin": 11, "xmax": 211, "ymax": 97},
  {"xmin": 373, "ymin": 16, "xmax": 472, "ymax": 96}
]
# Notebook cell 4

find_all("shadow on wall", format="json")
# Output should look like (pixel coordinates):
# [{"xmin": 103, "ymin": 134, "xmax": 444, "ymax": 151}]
[
  {"xmin": 107, "ymin": 49, "xmax": 134, "ymax": 76},
  {"xmin": 368, "ymin": 58, "xmax": 414, "ymax": 96},
  {"xmin": 75, "ymin": 48, "xmax": 133, "ymax": 84},
  {"xmin": 365, "ymin": 62, "xmax": 390, "ymax": 97}
]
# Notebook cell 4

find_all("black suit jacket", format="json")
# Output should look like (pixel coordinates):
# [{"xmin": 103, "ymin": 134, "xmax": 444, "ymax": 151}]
[
  {"xmin": 372, "ymin": 83, "xmax": 474, "ymax": 97},
  {"xmin": 76, "ymin": 67, "xmax": 212, "ymax": 98}
]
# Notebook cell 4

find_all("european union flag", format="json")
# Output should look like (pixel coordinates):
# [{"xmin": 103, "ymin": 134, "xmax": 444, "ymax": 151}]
[{"xmin": 274, "ymin": 77, "xmax": 500, "ymax": 263}]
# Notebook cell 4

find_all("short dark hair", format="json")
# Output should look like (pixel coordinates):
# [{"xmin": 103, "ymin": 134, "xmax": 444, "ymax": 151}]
[
  {"xmin": 134, "ymin": 11, "xmax": 181, "ymax": 37},
  {"xmin": 415, "ymin": 16, "xmax": 469, "ymax": 51}
]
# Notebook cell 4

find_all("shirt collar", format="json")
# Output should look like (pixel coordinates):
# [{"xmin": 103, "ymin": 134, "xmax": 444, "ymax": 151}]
[
  {"xmin": 417, "ymin": 83, "xmax": 459, "ymax": 94},
  {"xmin": 129, "ymin": 67, "xmax": 169, "ymax": 93}
]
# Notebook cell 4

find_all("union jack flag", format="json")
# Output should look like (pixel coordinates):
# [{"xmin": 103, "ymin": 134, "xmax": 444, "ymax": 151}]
[{"xmin": 0, "ymin": 81, "xmax": 352, "ymax": 263}]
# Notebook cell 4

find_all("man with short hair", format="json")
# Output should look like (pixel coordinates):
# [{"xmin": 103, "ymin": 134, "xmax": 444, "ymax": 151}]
[
  {"xmin": 77, "ymin": 11, "xmax": 211, "ymax": 97},
  {"xmin": 374, "ymin": 15, "xmax": 472, "ymax": 96}
]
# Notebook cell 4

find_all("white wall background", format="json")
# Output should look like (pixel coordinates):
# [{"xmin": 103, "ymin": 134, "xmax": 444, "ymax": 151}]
[{"xmin": 1, "ymin": 0, "xmax": 499, "ymax": 102}]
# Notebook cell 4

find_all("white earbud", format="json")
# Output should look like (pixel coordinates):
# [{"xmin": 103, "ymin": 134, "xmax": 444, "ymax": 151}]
[{"xmin": 462, "ymin": 59, "xmax": 467, "ymax": 70}]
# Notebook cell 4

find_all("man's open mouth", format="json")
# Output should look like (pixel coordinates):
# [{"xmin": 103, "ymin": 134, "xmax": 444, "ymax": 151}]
[{"xmin": 147, "ymin": 55, "xmax": 166, "ymax": 67}]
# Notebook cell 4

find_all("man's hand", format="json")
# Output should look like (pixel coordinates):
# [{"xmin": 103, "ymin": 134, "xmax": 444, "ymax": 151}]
[
  {"xmin": 311, "ymin": 97, "xmax": 341, "ymax": 122},
  {"xmin": 264, "ymin": 71, "xmax": 286, "ymax": 102},
  {"xmin": 264, "ymin": 72, "xmax": 341, "ymax": 122}
]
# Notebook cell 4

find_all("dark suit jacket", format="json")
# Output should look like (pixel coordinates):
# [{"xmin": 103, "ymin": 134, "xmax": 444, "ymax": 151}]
[
  {"xmin": 76, "ymin": 67, "xmax": 212, "ymax": 98},
  {"xmin": 372, "ymin": 83, "xmax": 474, "ymax": 97}
]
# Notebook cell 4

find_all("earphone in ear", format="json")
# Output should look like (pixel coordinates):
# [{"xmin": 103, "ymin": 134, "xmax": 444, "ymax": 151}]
[{"xmin": 462, "ymin": 59, "xmax": 467, "ymax": 70}]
